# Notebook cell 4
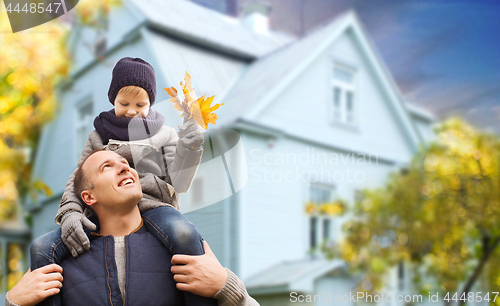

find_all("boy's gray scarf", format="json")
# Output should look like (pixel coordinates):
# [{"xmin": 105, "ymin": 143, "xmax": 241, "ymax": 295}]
[{"xmin": 94, "ymin": 109, "xmax": 165, "ymax": 145}]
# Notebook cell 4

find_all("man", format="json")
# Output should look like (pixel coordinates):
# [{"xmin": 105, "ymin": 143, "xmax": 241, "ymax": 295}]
[{"xmin": 7, "ymin": 150, "xmax": 258, "ymax": 306}]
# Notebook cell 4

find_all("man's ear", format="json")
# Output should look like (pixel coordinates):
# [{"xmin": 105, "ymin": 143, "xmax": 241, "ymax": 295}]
[{"xmin": 81, "ymin": 190, "xmax": 97, "ymax": 206}]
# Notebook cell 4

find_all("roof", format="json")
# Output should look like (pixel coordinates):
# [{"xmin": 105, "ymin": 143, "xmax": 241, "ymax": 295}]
[
  {"xmin": 212, "ymin": 10, "xmax": 429, "ymax": 151},
  {"xmin": 129, "ymin": 0, "xmax": 295, "ymax": 59},
  {"xmin": 215, "ymin": 11, "xmax": 352, "ymax": 127},
  {"xmin": 144, "ymin": 28, "xmax": 246, "ymax": 101},
  {"xmin": 406, "ymin": 102, "xmax": 436, "ymax": 122},
  {"xmin": 245, "ymin": 258, "xmax": 348, "ymax": 295}
]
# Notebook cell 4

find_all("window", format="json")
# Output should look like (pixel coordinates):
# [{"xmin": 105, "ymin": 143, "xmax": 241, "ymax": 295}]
[
  {"xmin": 75, "ymin": 100, "xmax": 94, "ymax": 161},
  {"xmin": 354, "ymin": 190, "xmax": 364, "ymax": 204},
  {"xmin": 398, "ymin": 261, "xmax": 404, "ymax": 290},
  {"xmin": 93, "ymin": 13, "xmax": 108, "ymax": 59},
  {"xmin": 308, "ymin": 183, "xmax": 335, "ymax": 249},
  {"xmin": 332, "ymin": 64, "xmax": 357, "ymax": 125},
  {"xmin": 0, "ymin": 232, "xmax": 29, "ymax": 294},
  {"xmin": 309, "ymin": 183, "xmax": 334, "ymax": 204},
  {"xmin": 310, "ymin": 217, "xmax": 318, "ymax": 249},
  {"xmin": 322, "ymin": 219, "xmax": 331, "ymax": 241}
]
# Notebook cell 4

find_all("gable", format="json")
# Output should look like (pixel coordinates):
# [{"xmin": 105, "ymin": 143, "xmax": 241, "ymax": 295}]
[{"xmin": 226, "ymin": 12, "xmax": 421, "ymax": 163}]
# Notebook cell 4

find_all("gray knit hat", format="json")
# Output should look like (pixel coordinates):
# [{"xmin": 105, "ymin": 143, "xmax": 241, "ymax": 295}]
[{"xmin": 108, "ymin": 57, "xmax": 156, "ymax": 105}]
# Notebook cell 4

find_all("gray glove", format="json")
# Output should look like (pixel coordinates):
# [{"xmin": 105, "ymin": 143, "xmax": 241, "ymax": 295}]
[
  {"xmin": 61, "ymin": 211, "xmax": 97, "ymax": 257},
  {"xmin": 178, "ymin": 118, "xmax": 204, "ymax": 150}
]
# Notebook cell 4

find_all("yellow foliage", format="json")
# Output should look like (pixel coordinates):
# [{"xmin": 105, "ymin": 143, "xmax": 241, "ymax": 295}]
[
  {"xmin": 0, "ymin": 0, "xmax": 118, "ymax": 221},
  {"xmin": 164, "ymin": 71, "xmax": 224, "ymax": 129}
]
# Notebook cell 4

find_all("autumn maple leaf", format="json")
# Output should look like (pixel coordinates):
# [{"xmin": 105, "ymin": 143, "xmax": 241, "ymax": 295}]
[{"xmin": 164, "ymin": 71, "xmax": 224, "ymax": 130}]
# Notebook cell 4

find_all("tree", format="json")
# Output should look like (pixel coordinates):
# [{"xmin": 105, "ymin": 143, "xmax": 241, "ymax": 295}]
[
  {"xmin": 328, "ymin": 118, "xmax": 500, "ymax": 305},
  {"xmin": 0, "ymin": 0, "xmax": 122, "ymax": 222},
  {"xmin": 0, "ymin": 9, "xmax": 69, "ymax": 221}
]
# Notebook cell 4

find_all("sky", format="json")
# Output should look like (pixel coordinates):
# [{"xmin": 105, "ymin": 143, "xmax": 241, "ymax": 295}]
[{"xmin": 218, "ymin": 0, "xmax": 500, "ymax": 133}]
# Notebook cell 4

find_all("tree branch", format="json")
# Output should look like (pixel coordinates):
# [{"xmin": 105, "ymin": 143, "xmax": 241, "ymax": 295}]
[{"xmin": 459, "ymin": 236, "xmax": 500, "ymax": 306}]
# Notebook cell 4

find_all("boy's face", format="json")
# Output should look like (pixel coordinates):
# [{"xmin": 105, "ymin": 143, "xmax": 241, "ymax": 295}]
[{"xmin": 114, "ymin": 89, "xmax": 150, "ymax": 118}]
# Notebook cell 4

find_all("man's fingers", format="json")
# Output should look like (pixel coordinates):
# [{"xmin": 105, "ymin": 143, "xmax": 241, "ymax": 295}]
[
  {"xmin": 43, "ymin": 280, "xmax": 63, "ymax": 290},
  {"xmin": 176, "ymin": 282, "xmax": 192, "ymax": 292},
  {"xmin": 37, "ymin": 264, "xmax": 63, "ymax": 274},
  {"xmin": 44, "ymin": 287, "xmax": 61, "ymax": 298},
  {"xmin": 202, "ymin": 241, "xmax": 213, "ymax": 255},
  {"xmin": 171, "ymin": 264, "xmax": 189, "ymax": 275},
  {"xmin": 171, "ymin": 254, "xmax": 192, "ymax": 265},
  {"xmin": 43, "ymin": 271, "xmax": 63, "ymax": 283},
  {"xmin": 173, "ymin": 274, "xmax": 190, "ymax": 283}
]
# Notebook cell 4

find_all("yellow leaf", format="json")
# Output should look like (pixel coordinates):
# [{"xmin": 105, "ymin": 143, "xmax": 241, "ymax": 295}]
[{"xmin": 163, "ymin": 72, "xmax": 224, "ymax": 129}]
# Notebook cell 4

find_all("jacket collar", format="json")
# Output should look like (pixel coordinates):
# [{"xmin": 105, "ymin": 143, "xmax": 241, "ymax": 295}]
[{"xmin": 91, "ymin": 218, "xmax": 145, "ymax": 237}]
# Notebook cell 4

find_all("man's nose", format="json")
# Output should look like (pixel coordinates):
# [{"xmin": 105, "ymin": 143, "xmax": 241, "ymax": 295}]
[{"xmin": 118, "ymin": 162, "xmax": 130, "ymax": 174}]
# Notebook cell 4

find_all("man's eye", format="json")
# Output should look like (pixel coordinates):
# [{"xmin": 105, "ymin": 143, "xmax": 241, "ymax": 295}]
[
  {"xmin": 121, "ymin": 103, "xmax": 129, "ymax": 106},
  {"xmin": 104, "ymin": 164, "xmax": 110, "ymax": 168},
  {"xmin": 137, "ymin": 104, "xmax": 145, "ymax": 108}
]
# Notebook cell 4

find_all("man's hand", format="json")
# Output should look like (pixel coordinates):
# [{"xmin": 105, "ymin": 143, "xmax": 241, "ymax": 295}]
[
  {"xmin": 8, "ymin": 264, "xmax": 63, "ymax": 306},
  {"xmin": 61, "ymin": 211, "xmax": 96, "ymax": 257},
  {"xmin": 171, "ymin": 241, "xmax": 228, "ymax": 297}
]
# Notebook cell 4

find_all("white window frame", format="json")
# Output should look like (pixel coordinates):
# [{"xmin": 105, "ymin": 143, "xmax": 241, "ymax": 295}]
[
  {"xmin": 74, "ymin": 97, "xmax": 94, "ymax": 163},
  {"xmin": 330, "ymin": 61, "xmax": 359, "ymax": 128},
  {"xmin": 307, "ymin": 182, "xmax": 336, "ymax": 250}
]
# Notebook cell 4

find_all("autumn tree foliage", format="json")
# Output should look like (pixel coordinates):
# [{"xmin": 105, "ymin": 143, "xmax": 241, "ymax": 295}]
[
  {"xmin": 0, "ymin": 0, "xmax": 121, "ymax": 222},
  {"xmin": 0, "ymin": 11, "xmax": 69, "ymax": 221},
  {"xmin": 334, "ymin": 118, "xmax": 500, "ymax": 305}
]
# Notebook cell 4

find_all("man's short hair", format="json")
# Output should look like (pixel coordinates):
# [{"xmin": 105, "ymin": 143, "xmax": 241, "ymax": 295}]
[{"xmin": 74, "ymin": 148, "xmax": 106, "ymax": 203}]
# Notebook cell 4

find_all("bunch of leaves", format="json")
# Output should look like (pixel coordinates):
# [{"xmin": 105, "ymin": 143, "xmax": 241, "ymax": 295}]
[
  {"xmin": 316, "ymin": 118, "xmax": 500, "ymax": 303},
  {"xmin": 164, "ymin": 71, "xmax": 224, "ymax": 129}
]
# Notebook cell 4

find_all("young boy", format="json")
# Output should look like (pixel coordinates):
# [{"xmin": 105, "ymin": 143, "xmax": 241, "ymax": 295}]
[{"xmin": 30, "ymin": 57, "xmax": 216, "ymax": 306}]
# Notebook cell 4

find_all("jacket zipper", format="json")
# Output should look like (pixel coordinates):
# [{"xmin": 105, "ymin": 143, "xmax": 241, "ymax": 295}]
[
  {"xmin": 123, "ymin": 237, "xmax": 127, "ymax": 306},
  {"xmin": 105, "ymin": 236, "xmax": 114, "ymax": 306}
]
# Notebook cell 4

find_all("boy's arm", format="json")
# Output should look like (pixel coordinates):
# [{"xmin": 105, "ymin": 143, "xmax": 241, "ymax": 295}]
[{"xmin": 162, "ymin": 119, "xmax": 204, "ymax": 194}]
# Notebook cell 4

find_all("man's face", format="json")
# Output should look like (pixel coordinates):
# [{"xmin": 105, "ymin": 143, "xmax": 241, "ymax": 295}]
[
  {"xmin": 81, "ymin": 151, "xmax": 142, "ymax": 211},
  {"xmin": 114, "ymin": 89, "xmax": 150, "ymax": 118}
]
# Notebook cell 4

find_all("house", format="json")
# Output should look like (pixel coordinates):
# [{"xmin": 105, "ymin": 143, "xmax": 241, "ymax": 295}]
[{"xmin": 1, "ymin": 0, "xmax": 437, "ymax": 304}]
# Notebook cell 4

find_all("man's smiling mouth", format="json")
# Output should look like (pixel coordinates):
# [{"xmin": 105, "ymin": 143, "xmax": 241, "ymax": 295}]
[{"xmin": 118, "ymin": 178, "xmax": 134, "ymax": 187}]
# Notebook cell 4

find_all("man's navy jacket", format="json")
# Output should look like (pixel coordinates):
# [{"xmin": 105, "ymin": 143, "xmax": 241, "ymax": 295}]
[{"xmin": 59, "ymin": 224, "xmax": 186, "ymax": 306}]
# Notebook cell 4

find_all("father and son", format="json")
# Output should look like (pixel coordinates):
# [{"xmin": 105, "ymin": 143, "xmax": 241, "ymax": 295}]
[{"xmin": 6, "ymin": 57, "xmax": 259, "ymax": 306}]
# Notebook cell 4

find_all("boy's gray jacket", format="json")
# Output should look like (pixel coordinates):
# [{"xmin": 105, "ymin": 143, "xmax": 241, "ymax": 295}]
[{"xmin": 55, "ymin": 125, "xmax": 202, "ymax": 223}]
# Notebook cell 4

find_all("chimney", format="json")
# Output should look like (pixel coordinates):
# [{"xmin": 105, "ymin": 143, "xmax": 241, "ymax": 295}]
[
  {"xmin": 241, "ymin": 0, "xmax": 272, "ymax": 35},
  {"xmin": 226, "ymin": 0, "xmax": 238, "ymax": 17}
]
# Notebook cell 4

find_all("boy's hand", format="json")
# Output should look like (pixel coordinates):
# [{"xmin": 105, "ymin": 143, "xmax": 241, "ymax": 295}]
[
  {"xmin": 178, "ymin": 118, "xmax": 204, "ymax": 150},
  {"xmin": 8, "ymin": 264, "xmax": 63, "ymax": 306},
  {"xmin": 61, "ymin": 211, "xmax": 96, "ymax": 257},
  {"xmin": 171, "ymin": 241, "xmax": 228, "ymax": 297}
]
